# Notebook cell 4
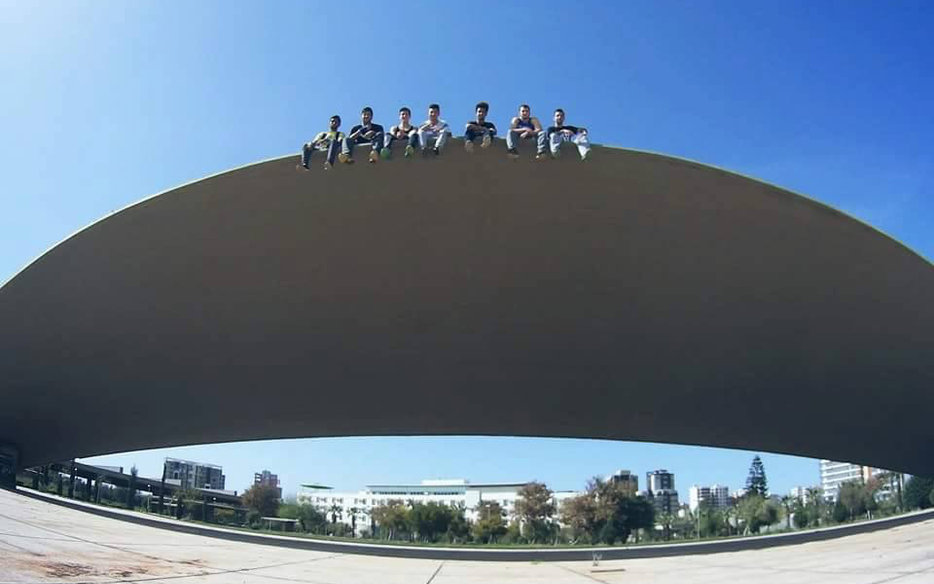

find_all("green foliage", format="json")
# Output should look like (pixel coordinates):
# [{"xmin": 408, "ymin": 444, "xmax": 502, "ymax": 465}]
[
  {"xmin": 279, "ymin": 503, "xmax": 328, "ymax": 534},
  {"xmin": 745, "ymin": 456, "xmax": 768, "ymax": 497},
  {"xmin": 792, "ymin": 500, "xmax": 809, "ymax": 529},
  {"xmin": 242, "ymin": 483, "xmax": 281, "ymax": 517},
  {"xmin": 213, "ymin": 508, "xmax": 236, "ymax": 525},
  {"xmin": 831, "ymin": 501, "xmax": 848, "ymax": 523},
  {"xmin": 736, "ymin": 494, "xmax": 778, "ymax": 534},
  {"xmin": 904, "ymin": 476, "xmax": 934, "ymax": 510},
  {"xmin": 408, "ymin": 502, "xmax": 459, "ymax": 542},
  {"xmin": 838, "ymin": 481, "xmax": 869, "ymax": 519},
  {"xmin": 472, "ymin": 500, "xmax": 507, "ymax": 543},
  {"xmin": 371, "ymin": 499, "xmax": 410, "ymax": 540},
  {"xmin": 514, "ymin": 482, "xmax": 556, "ymax": 543},
  {"xmin": 559, "ymin": 477, "xmax": 654, "ymax": 545}
]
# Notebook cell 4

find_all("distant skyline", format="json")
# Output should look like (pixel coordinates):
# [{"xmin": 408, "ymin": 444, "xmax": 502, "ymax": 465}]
[
  {"xmin": 83, "ymin": 437, "xmax": 823, "ymax": 501},
  {"xmin": 5, "ymin": 1, "xmax": 931, "ymax": 502}
]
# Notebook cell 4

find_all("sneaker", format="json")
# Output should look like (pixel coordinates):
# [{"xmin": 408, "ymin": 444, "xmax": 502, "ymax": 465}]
[
  {"xmin": 338, "ymin": 153, "xmax": 354, "ymax": 164},
  {"xmin": 535, "ymin": 152, "xmax": 549, "ymax": 161},
  {"xmin": 464, "ymin": 140, "xmax": 474, "ymax": 153},
  {"xmin": 404, "ymin": 145, "xmax": 415, "ymax": 158},
  {"xmin": 581, "ymin": 150, "xmax": 590, "ymax": 162},
  {"xmin": 369, "ymin": 150, "xmax": 379, "ymax": 164},
  {"xmin": 323, "ymin": 162, "xmax": 332, "ymax": 170},
  {"xmin": 507, "ymin": 148, "xmax": 519, "ymax": 159},
  {"xmin": 380, "ymin": 148, "xmax": 392, "ymax": 160},
  {"xmin": 432, "ymin": 147, "xmax": 440, "ymax": 156},
  {"xmin": 296, "ymin": 163, "xmax": 309, "ymax": 172},
  {"xmin": 481, "ymin": 133, "xmax": 492, "ymax": 149}
]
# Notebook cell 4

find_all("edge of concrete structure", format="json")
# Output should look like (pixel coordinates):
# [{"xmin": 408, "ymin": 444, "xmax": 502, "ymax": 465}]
[{"xmin": 15, "ymin": 488, "xmax": 934, "ymax": 562}]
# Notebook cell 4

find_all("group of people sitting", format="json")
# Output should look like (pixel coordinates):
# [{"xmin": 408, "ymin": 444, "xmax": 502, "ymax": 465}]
[{"xmin": 298, "ymin": 102, "xmax": 591, "ymax": 170}]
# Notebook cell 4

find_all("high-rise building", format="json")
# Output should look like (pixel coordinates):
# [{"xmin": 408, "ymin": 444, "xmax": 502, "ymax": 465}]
[
  {"xmin": 607, "ymin": 469, "xmax": 638, "ymax": 493},
  {"xmin": 163, "ymin": 458, "xmax": 225, "ymax": 490},
  {"xmin": 254, "ymin": 469, "xmax": 282, "ymax": 498},
  {"xmin": 819, "ymin": 460, "xmax": 898, "ymax": 502},
  {"xmin": 689, "ymin": 484, "xmax": 730, "ymax": 511},
  {"xmin": 646, "ymin": 469, "xmax": 679, "ymax": 515}
]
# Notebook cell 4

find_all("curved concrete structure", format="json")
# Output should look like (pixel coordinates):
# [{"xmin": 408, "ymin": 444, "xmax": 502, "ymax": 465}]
[{"xmin": 1, "ymin": 143, "xmax": 932, "ymax": 473}]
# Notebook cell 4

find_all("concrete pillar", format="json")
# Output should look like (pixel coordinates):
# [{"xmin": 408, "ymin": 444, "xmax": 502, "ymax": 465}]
[
  {"xmin": 57, "ymin": 472, "xmax": 63, "ymax": 496},
  {"xmin": 0, "ymin": 444, "xmax": 19, "ymax": 490},
  {"xmin": 68, "ymin": 461, "xmax": 76, "ymax": 498},
  {"xmin": 95, "ymin": 476, "xmax": 102, "ymax": 503}
]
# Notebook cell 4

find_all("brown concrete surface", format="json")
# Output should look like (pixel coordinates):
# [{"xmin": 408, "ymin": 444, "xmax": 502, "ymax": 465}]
[
  {"xmin": 1, "ymin": 142, "xmax": 932, "ymax": 473},
  {"xmin": 3, "ymin": 487, "xmax": 934, "ymax": 583}
]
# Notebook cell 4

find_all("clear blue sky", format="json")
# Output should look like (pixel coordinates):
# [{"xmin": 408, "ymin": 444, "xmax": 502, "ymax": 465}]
[{"xmin": 2, "ymin": 1, "xmax": 931, "ymax": 498}]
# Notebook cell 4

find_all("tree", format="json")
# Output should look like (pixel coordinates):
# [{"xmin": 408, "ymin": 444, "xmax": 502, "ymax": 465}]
[
  {"xmin": 780, "ymin": 495, "xmax": 795, "ymax": 529},
  {"xmin": 805, "ymin": 487, "xmax": 825, "ymax": 526},
  {"xmin": 838, "ymin": 481, "xmax": 868, "ymax": 520},
  {"xmin": 736, "ymin": 494, "xmax": 778, "ymax": 534},
  {"xmin": 278, "ymin": 503, "xmax": 327, "ymax": 534},
  {"xmin": 408, "ymin": 502, "xmax": 456, "ymax": 542},
  {"xmin": 371, "ymin": 499, "xmax": 409, "ymax": 540},
  {"xmin": 242, "ymin": 483, "xmax": 280, "ymax": 517},
  {"xmin": 472, "ymin": 500, "xmax": 507, "ymax": 543},
  {"xmin": 792, "ymin": 499, "xmax": 809, "ymax": 529},
  {"xmin": 559, "ymin": 477, "xmax": 654, "ymax": 545},
  {"xmin": 327, "ymin": 503, "xmax": 342, "ymax": 531},
  {"xmin": 904, "ymin": 476, "xmax": 934, "ymax": 510},
  {"xmin": 514, "ymin": 482, "xmax": 556, "ymax": 543},
  {"xmin": 126, "ymin": 465, "xmax": 138, "ymax": 509},
  {"xmin": 745, "ymin": 456, "xmax": 768, "ymax": 497}
]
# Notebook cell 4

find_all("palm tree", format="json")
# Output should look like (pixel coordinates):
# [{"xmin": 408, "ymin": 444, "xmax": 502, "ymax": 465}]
[
  {"xmin": 780, "ymin": 495, "xmax": 794, "ymax": 529},
  {"xmin": 328, "ymin": 504, "xmax": 342, "ymax": 534}
]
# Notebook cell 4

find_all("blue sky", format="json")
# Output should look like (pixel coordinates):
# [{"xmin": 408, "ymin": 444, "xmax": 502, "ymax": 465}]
[{"xmin": 2, "ymin": 1, "xmax": 931, "ymax": 498}]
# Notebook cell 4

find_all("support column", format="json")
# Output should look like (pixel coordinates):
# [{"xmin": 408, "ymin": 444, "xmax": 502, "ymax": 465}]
[
  {"xmin": 159, "ymin": 467, "xmax": 166, "ymax": 514},
  {"xmin": 68, "ymin": 461, "xmax": 76, "ymax": 498},
  {"xmin": 0, "ymin": 444, "xmax": 19, "ymax": 490},
  {"xmin": 95, "ymin": 476, "xmax": 102, "ymax": 503}
]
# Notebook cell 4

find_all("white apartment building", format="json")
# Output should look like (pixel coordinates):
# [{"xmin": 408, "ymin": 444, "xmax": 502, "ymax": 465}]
[
  {"xmin": 297, "ymin": 479, "xmax": 581, "ymax": 536},
  {"xmin": 819, "ymin": 460, "xmax": 897, "ymax": 502},
  {"xmin": 688, "ymin": 484, "xmax": 730, "ymax": 511}
]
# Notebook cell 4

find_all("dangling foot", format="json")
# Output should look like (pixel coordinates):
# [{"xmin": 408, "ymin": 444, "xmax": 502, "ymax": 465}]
[
  {"xmin": 481, "ymin": 133, "xmax": 492, "ymax": 149},
  {"xmin": 464, "ymin": 140, "xmax": 474, "ymax": 153},
  {"xmin": 369, "ymin": 150, "xmax": 379, "ymax": 164},
  {"xmin": 507, "ymin": 148, "xmax": 519, "ymax": 160}
]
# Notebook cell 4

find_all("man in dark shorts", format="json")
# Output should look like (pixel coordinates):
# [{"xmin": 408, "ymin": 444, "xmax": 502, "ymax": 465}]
[
  {"xmin": 506, "ymin": 104, "xmax": 547, "ymax": 159},
  {"xmin": 546, "ymin": 108, "xmax": 591, "ymax": 161},
  {"xmin": 298, "ymin": 115, "xmax": 344, "ymax": 171},
  {"xmin": 340, "ymin": 106, "xmax": 385, "ymax": 164},
  {"xmin": 464, "ymin": 101, "xmax": 496, "ymax": 153}
]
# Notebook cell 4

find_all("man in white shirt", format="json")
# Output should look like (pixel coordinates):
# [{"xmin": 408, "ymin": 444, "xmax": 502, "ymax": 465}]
[{"xmin": 417, "ymin": 103, "xmax": 451, "ymax": 156}]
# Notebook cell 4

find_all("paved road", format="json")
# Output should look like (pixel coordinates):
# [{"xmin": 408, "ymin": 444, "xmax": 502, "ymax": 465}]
[{"xmin": 2, "ymin": 489, "xmax": 933, "ymax": 583}]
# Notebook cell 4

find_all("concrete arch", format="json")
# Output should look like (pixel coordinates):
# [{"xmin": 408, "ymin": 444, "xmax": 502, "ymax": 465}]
[{"xmin": 1, "ymin": 144, "xmax": 932, "ymax": 474}]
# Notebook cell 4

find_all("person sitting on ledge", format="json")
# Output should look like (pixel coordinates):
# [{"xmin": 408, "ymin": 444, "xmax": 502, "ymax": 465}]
[
  {"xmin": 506, "ymin": 103, "xmax": 547, "ymax": 160},
  {"xmin": 382, "ymin": 106, "xmax": 419, "ymax": 159},
  {"xmin": 464, "ymin": 101, "xmax": 496, "ymax": 153},
  {"xmin": 546, "ymin": 108, "xmax": 591, "ymax": 161},
  {"xmin": 417, "ymin": 103, "xmax": 451, "ymax": 156},
  {"xmin": 340, "ymin": 106, "xmax": 385, "ymax": 164},
  {"xmin": 298, "ymin": 115, "xmax": 344, "ymax": 171}
]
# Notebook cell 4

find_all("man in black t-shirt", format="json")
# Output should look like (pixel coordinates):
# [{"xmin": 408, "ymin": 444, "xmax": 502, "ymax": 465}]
[
  {"xmin": 340, "ymin": 106, "xmax": 386, "ymax": 164},
  {"xmin": 546, "ymin": 108, "xmax": 591, "ymax": 161},
  {"xmin": 464, "ymin": 101, "xmax": 497, "ymax": 153}
]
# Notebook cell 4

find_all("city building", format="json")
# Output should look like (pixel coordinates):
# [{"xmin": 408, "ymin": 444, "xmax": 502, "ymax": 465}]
[
  {"xmin": 819, "ymin": 460, "xmax": 898, "ymax": 502},
  {"xmin": 606, "ymin": 469, "xmax": 638, "ymax": 493},
  {"xmin": 646, "ymin": 469, "xmax": 679, "ymax": 516},
  {"xmin": 254, "ymin": 469, "xmax": 281, "ymax": 498},
  {"xmin": 163, "ymin": 457, "xmax": 225, "ymax": 490},
  {"xmin": 297, "ymin": 478, "xmax": 582, "ymax": 537},
  {"xmin": 689, "ymin": 484, "xmax": 730, "ymax": 511}
]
